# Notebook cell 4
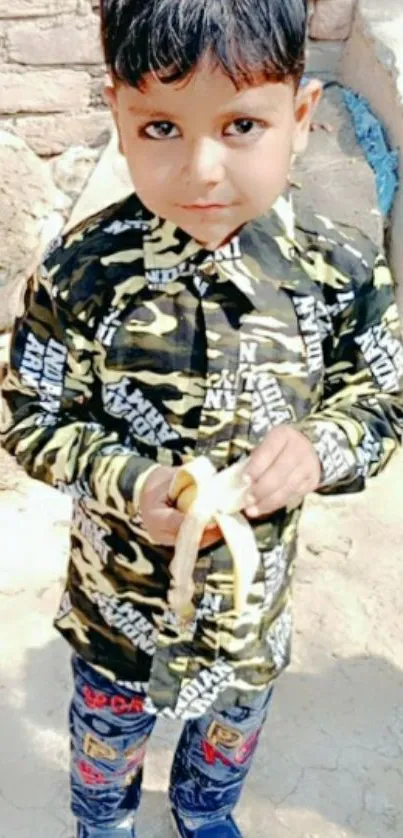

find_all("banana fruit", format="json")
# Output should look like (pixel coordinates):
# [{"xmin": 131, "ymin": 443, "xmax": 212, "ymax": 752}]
[{"xmin": 168, "ymin": 457, "xmax": 260, "ymax": 622}]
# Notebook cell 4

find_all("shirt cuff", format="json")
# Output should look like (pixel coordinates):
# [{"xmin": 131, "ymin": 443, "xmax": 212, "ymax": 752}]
[{"xmin": 299, "ymin": 419, "xmax": 357, "ymax": 489}]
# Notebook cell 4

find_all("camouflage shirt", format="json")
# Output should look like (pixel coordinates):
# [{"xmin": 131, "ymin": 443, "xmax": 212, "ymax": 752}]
[{"xmin": 2, "ymin": 192, "xmax": 403, "ymax": 719}]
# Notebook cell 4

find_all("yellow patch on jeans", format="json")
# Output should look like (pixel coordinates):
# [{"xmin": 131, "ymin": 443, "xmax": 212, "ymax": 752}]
[
  {"xmin": 83, "ymin": 732, "xmax": 118, "ymax": 761},
  {"xmin": 207, "ymin": 721, "xmax": 244, "ymax": 750}
]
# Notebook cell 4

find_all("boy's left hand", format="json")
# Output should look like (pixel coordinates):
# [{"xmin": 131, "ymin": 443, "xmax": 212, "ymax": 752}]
[{"xmin": 244, "ymin": 426, "xmax": 321, "ymax": 518}]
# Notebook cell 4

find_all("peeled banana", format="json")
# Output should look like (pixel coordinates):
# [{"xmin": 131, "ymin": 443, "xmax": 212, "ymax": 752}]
[{"xmin": 168, "ymin": 457, "xmax": 260, "ymax": 622}]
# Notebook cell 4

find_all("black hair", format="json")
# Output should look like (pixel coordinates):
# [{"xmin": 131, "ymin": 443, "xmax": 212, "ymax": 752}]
[{"xmin": 100, "ymin": 0, "xmax": 307, "ymax": 89}]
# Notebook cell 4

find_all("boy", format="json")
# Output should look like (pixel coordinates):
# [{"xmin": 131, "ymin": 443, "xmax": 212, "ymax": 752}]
[{"xmin": 2, "ymin": 0, "xmax": 403, "ymax": 836}]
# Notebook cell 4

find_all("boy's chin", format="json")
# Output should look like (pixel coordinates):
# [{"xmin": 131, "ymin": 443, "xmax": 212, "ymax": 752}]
[{"xmin": 177, "ymin": 215, "xmax": 247, "ymax": 251}]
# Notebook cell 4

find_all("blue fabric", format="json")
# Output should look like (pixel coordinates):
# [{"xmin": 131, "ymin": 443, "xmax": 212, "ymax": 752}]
[
  {"xmin": 70, "ymin": 655, "xmax": 273, "ymax": 837},
  {"xmin": 343, "ymin": 88, "xmax": 400, "ymax": 216}
]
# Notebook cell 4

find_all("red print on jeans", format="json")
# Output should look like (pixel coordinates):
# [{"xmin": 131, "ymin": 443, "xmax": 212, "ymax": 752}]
[
  {"xmin": 202, "ymin": 731, "xmax": 260, "ymax": 767},
  {"xmin": 83, "ymin": 685, "xmax": 144, "ymax": 715},
  {"xmin": 234, "ymin": 730, "xmax": 260, "ymax": 763},
  {"xmin": 78, "ymin": 759, "xmax": 107, "ymax": 785},
  {"xmin": 202, "ymin": 741, "xmax": 232, "ymax": 767}
]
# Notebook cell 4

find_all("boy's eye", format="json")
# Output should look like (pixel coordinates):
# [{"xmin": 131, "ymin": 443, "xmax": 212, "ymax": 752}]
[
  {"xmin": 225, "ymin": 119, "xmax": 263, "ymax": 137},
  {"xmin": 143, "ymin": 121, "xmax": 180, "ymax": 140}
]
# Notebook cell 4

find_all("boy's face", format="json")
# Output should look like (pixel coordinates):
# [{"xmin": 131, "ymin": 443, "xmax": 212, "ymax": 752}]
[{"xmin": 106, "ymin": 58, "xmax": 321, "ymax": 250}]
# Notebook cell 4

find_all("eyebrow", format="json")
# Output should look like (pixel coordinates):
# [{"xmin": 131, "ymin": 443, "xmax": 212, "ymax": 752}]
[
  {"xmin": 223, "ymin": 104, "xmax": 278, "ymax": 118},
  {"xmin": 128, "ymin": 103, "xmax": 278, "ymax": 121},
  {"xmin": 128, "ymin": 107, "xmax": 179, "ymax": 120},
  {"xmin": 227, "ymin": 93, "xmax": 284, "ymax": 116}
]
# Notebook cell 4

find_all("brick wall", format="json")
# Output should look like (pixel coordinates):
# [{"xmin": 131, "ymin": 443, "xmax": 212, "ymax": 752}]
[{"xmin": 0, "ymin": 0, "xmax": 111, "ymax": 156}]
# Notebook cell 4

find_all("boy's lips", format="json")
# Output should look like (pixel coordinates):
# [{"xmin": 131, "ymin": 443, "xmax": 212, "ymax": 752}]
[{"xmin": 179, "ymin": 202, "xmax": 234, "ymax": 213}]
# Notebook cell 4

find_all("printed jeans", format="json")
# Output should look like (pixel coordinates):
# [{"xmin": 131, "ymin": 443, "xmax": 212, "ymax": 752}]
[{"xmin": 70, "ymin": 655, "xmax": 273, "ymax": 837}]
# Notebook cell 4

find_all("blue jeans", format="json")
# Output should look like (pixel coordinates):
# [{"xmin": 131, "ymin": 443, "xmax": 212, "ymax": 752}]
[{"xmin": 70, "ymin": 655, "xmax": 273, "ymax": 837}]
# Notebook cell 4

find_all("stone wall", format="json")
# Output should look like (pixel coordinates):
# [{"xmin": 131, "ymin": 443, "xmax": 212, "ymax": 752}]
[
  {"xmin": 309, "ymin": 0, "xmax": 357, "ymax": 41},
  {"xmin": 0, "ymin": 0, "xmax": 111, "ymax": 157}
]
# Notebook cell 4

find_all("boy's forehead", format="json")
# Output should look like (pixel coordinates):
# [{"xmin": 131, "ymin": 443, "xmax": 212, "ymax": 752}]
[{"xmin": 117, "ymin": 60, "xmax": 293, "ymax": 115}]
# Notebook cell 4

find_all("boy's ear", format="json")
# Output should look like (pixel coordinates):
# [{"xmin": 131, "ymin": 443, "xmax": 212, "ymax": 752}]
[
  {"xmin": 104, "ymin": 75, "xmax": 124, "ymax": 155},
  {"xmin": 292, "ymin": 79, "xmax": 323, "ymax": 155}
]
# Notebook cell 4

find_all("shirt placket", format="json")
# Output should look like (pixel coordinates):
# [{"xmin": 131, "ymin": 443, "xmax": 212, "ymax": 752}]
[
  {"xmin": 193, "ymin": 264, "xmax": 243, "ymax": 470},
  {"xmin": 150, "ymin": 267, "xmax": 246, "ymax": 711},
  {"xmin": 146, "ymin": 265, "xmax": 239, "ymax": 712}
]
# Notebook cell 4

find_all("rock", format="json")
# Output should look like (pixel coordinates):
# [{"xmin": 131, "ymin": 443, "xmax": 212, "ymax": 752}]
[
  {"xmin": 40, "ymin": 210, "xmax": 67, "ymax": 246},
  {"xmin": 0, "ymin": 332, "xmax": 10, "ymax": 385},
  {"xmin": 51, "ymin": 146, "xmax": 102, "ymax": 205},
  {"xmin": 51, "ymin": 189, "xmax": 73, "ymax": 216},
  {"xmin": 0, "ymin": 131, "xmax": 59, "ymax": 331},
  {"xmin": 66, "ymin": 131, "xmax": 132, "ymax": 230},
  {"xmin": 10, "ymin": 111, "xmax": 112, "ymax": 156},
  {"xmin": 309, "ymin": 0, "xmax": 356, "ymax": 41}
]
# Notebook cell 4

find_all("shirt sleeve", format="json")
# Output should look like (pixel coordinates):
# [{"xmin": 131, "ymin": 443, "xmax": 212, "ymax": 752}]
[
  {"xmin": 0, "ymin": 265, "xmax": 165, "ymax": 516},
  {"xmin": 299, "ymin": 252, "xmax": 403, "ymax": 494}
]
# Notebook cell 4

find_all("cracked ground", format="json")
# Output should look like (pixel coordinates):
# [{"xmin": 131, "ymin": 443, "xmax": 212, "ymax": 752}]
[{"xmin": 1, "ymin": 442, "xmax": 403, "ymax": 838}]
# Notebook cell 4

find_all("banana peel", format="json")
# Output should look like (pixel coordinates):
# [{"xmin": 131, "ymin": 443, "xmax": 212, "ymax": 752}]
[{"xmin": 168, "ymin": 457, "xmax": 260, "ymax": 622}]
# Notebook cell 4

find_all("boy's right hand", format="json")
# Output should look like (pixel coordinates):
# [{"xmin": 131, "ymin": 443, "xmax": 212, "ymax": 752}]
[{"xmin": 139, "ymin": 466, "xmax": 222, "ymax": 548}]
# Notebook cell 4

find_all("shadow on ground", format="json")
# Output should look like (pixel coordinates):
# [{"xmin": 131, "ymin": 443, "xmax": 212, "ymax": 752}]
[{"xmin": 1, "ymin": 635, "xmax": 402, "ymax": 837}]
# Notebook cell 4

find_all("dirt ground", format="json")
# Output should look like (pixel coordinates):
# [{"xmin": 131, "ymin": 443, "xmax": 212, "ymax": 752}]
[{"xmin": 1, "ymin": 437, "xmax": 403, "ymax": 838}]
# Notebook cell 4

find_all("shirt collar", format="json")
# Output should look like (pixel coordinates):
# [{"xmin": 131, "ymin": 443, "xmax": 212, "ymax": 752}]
[{"xmin": 142, "ymin": 192, "xmax": 308, "ymax": 311}]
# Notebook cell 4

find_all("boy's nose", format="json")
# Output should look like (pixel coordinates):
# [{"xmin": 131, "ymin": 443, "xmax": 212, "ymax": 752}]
[{"xmin": 185, "ymin": 137, "xmax": 225, "ymax": 187}]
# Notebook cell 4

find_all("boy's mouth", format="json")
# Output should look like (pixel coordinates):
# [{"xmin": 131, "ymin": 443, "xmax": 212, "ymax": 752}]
[{"xmin": 179, "ymin": 202, "xmax": 234, "ymax": 213}]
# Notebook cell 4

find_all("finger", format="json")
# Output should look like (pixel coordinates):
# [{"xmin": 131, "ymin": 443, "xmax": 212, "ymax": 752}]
[
  {"xmin": 200, "ymin": 528, "xmax": 223, "ymax": 549},
  {"xmin": 143, "ymin": 506, "xmax": 185, "ymax": 542},
  {"xmin": 246, "ymin": 467, "xmax": 313, "ymax": 518},
  {"xmin": 247, "ymin": 475, "xmax": 313, "ymax": 518},
  {"xmin": 154, "ymin": 533, "xmax": 177, "ymax": 547},
  {"xmin": 206, "ymin": 520, "xmax": 220, "ymax": 531},
  {"xmin": 246, "ymin": 448, "xmax": 298, "ymax": 508},
  {"xmin": 157, "ymin": 506, "xmax": 185, "ymax": 531},
  {"xmin": 245, "ymin": 426, "xmax": 289, "ymax": 482}
]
